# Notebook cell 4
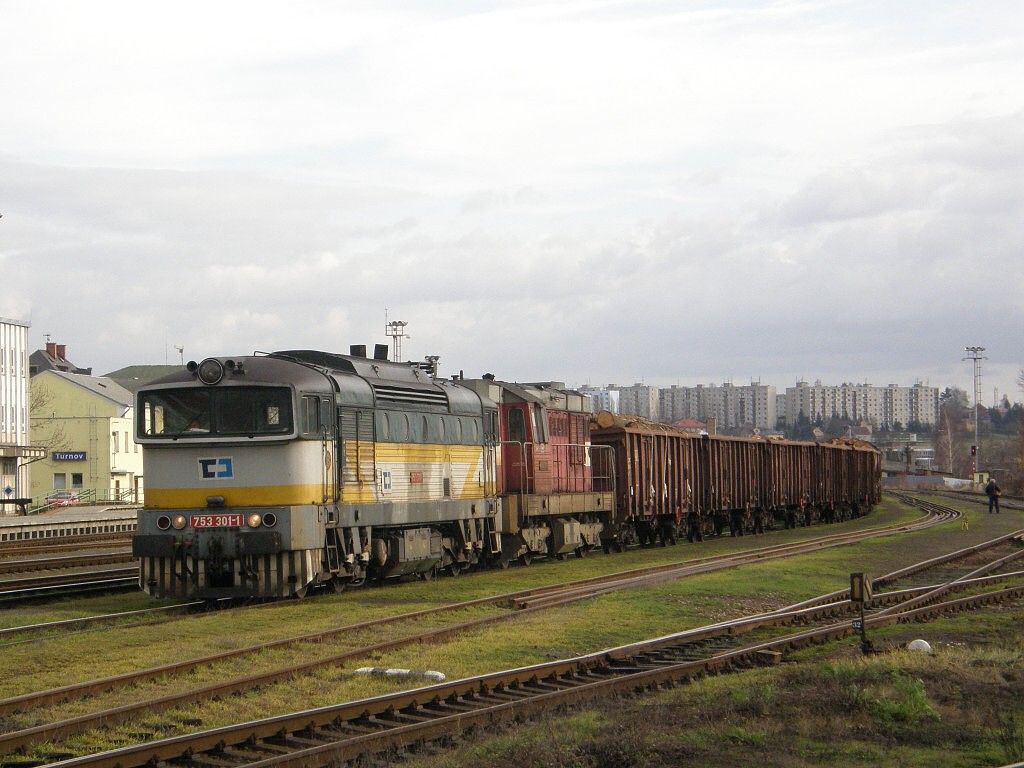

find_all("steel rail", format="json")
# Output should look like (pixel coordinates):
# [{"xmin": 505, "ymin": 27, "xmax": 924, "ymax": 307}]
[
  {"xmin": 41, "ymin": 576, "xmax": 1024, "ymax": 768},
  {"xmin": 0, "ymin": 566, "xmax": 138, "ymax": 593},
  {"xmin": 0, "ymin": 602, "xmax": 203, "ymax": 644},
  {"xmin": 0, "ymin": 577, "xmax": 139, "ymax": 604},
  {"xmin": 0, "ymin": 551, "xmax": 134, "ymax": 576},
  {"xmin": 0, "ymin": 533, "xmax": 133, "ymax": 557},
  {"xmin": 0, "ymin": 506, "xmax": 1001, "ymax": 757}
]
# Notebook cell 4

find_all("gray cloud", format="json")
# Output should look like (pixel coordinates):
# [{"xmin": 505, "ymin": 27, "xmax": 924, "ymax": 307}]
[{"xmin": 1, "ymin": 1, "xmax": 1022, "ymax": 399}]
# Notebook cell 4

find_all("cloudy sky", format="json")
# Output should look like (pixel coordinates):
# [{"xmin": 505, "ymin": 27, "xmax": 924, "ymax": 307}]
[{"xmin": 2, "ymin": 1, "xmax": 1022, "ymax": 400}]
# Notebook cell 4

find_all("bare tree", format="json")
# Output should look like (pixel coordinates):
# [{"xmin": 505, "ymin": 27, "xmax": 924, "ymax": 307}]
[
  {"xmin": 29, "ymin": 381, "xmax": 70, "ymax": 454},
  {"xmin": 933, "ymin": 387, "xmax": 971, "ymax": 476}
]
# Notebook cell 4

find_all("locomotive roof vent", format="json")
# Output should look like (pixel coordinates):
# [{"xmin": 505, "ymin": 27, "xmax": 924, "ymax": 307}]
[
  {"xmin": 373, "ymin": 344, "xmax": 388, "ymax": 361},
  {"xmin": 350, "ymin": 344, "xmax": 367, "ymax": 357}
]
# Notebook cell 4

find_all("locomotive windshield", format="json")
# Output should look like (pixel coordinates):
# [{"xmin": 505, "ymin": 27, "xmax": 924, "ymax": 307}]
[{"xmin": 140, "ymin": 386, "xmax": 293, "ymax": 438}]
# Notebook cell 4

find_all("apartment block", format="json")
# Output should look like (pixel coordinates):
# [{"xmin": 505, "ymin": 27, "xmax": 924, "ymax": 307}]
[
  {"xmin": 659, "ymin": 382, "xmax": 776, "ymax": 430},
  {"xmin": 784, "ymin": 380, "xmax": 939, "ymax": 428},
  {"xmin": 615, "ymin": 383, "xmax": 660, "ymax": 420}
]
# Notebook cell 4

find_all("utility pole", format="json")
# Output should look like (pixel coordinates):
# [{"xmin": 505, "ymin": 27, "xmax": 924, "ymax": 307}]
[{"xmin": 962, "ymin": 346, "xmax": 986, "ymax": 478}]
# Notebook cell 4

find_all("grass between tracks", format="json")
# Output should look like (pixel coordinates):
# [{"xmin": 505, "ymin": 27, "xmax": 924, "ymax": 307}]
[
  {"xmin": 399, "ymin": 603, "xmax": 1024, "ymax": 768},
  {"xmin": 2, "ymin": 495, "xmax": 1022, "ymax": 764}
]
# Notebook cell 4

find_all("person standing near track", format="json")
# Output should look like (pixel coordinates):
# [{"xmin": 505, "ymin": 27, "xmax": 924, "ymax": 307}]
[{"xmin": 985, "ymin": 476, "xmax": 1001, "ymax": 514}]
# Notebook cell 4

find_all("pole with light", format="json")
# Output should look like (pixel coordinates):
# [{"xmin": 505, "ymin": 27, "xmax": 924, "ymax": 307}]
[{"xmin": 962, "ymin": 346, "xmax": 986, "ymax": 479}]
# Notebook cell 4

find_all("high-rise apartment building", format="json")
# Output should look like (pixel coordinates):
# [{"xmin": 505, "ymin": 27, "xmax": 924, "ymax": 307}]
[
  {"xmin": 783, "ymin": 380, "xmax": 939, "ymax": 428},
  {"xmin": 578, "ymin": 385, "xmax": 620, "ymax": 414},
  {"xmin": 615, "ymin": 383, "xmax": 660, "ymax": 420},
  {"xmin": 658, "ymin": 382, "xmax": 776, "ymax": 430}
]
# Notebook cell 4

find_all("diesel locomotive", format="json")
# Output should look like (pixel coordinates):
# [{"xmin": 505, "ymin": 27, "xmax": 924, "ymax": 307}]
[{"xmin": 132, "ymin": 347, "xmax": 880, "ymax": 599}]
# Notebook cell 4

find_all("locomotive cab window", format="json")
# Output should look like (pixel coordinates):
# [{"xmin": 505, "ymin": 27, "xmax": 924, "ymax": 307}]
[{"xmin": 139, "ymin": 387, "xmax": 293, "ymax": 438}]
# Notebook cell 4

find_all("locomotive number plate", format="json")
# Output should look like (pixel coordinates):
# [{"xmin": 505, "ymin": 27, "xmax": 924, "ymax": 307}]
[{"xmin": 190, "ymin": 514, "xmax": 243, "ymax": 528}]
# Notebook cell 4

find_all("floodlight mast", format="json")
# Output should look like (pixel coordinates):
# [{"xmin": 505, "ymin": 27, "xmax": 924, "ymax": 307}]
[
  {"xmin": 962, "ymin": 346, "xmax": 986, "ymax": 477},
  {"xmin": 385, "ymin": 315, "xmax": 410, "ymax": 362}
]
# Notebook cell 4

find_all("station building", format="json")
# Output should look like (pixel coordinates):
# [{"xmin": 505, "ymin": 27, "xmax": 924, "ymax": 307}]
[
  {"xmin": 0, "ymin": 317, "xmax": 43, "ymax": 506},
  {"xmin": 28, "ymin": 370, "xmax": 143, "ymax": 503}
]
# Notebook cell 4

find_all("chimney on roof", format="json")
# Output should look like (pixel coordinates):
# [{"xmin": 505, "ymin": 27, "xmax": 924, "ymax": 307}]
[
  {"xmin": 46, "ymin": 342, "xmax": 57, "ymax": 357},
  {"xmin": 56, "ymin": 344, "xmax": 67, "ymax": 360}
]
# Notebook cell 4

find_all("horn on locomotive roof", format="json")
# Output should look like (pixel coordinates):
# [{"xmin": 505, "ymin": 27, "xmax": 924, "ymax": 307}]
[
  {"xmin": 350, "ymin": 344, "xmax": 367, "ymax": 357},
  {"xmin": 373, "ymin": 344, "xmax": 389, "ymax": 361}
]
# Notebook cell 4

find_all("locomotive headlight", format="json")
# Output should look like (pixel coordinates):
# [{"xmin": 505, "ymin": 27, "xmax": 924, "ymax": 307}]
[
  {"xmin": 156, "ymin": 515, "xmax": 171, "ymax": 531},
  {"xmin": 247, "ymin": 513, "xmax": 262, "ymax": 528},
  {"xmin": 262, "ymin": 512, "xmax": 277, "ymax": 528},
  {"xmin": 171, "ymin": 514, "xmax": 188, "ymax": 530},
  {"xmin": 197, "ymin": 358, "xmax": 225, "ymax": 385}
]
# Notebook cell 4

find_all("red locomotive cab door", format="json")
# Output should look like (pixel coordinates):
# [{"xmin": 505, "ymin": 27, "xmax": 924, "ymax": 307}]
[{"xmin": 501, "ymin": 405, "xmax": 531, "ymax": 492}]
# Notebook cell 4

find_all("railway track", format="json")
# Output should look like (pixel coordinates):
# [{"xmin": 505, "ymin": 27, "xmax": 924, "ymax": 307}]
[
  {"xmin": 0, "ymin": 533, "xmax": 133, "ymax": 559},
  {"xmin": 38, "ymin": 505, "xmax": 1024, "ymax": 767},
  {"xmin": 0, "ymin": 568, "xmax": 138, "ymax": 603},
  {"xmin": 0, "ymin": 551, "xmax": 134, "ymax": 576},
  {"xmin": 0, "ymin": 498, "xmax": 1008, "ymax": 759}
]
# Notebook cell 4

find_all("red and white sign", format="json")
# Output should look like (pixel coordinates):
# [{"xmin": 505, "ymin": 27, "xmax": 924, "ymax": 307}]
[
  {"xmin": 409, "ymin": 471, "xmax": 424, "ymax": 484},
  {"xmin": 190, "ymin": 514, "xmax": 243, "ymax": 528}
]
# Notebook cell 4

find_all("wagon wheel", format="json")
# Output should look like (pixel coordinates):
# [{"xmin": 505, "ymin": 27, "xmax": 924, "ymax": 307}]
[
  {"xmin": 419, "ymin": 566, "xmax": 435, "ymax": 581},
  {"xmin": 497, "ymin": 556, "xmax": 511, "ymax": 569},
  {"xmin": 556, "ymin": 553, "xmax": 568, "ymax": 561},
  {"xmin": 329, "ymin": 577, "xmax": 347, "ymax": 595},
  {"xmin": 292, "ymin": 585, "xmax": 308, "ymax": 600},
  {"xmin": 518, "ymin": 552, "xmax": 532, "ymax": 567},
  {"xmin": 448, "ymin": 562, "xmax": 465, "ymax": 577},
  {"xmin": 575, "ymin": 545, "xmax": 587, "ymax": 559}
]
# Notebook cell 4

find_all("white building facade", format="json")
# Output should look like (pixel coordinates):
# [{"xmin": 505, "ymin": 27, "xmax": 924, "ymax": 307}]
[
  {"xmin": 578, "ymin": 385, "xmax": 620, "ymax": 414},
  {"xmin": 0, "ymin": 318, "xmax": 42, "ymax": 504},
  {"xmin": 615, "ymin": 383, "xmax": 659, "ymax": 420}
]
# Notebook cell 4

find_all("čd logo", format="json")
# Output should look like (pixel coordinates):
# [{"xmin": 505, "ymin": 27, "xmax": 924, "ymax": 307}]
[{"xmin": 199, "ymin": 457, "xmax": 234, "ymax": 479}]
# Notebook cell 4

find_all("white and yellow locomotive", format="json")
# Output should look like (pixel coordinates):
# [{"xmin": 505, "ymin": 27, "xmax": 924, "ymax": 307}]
[{"xmin": 133, "ymin": 348, "xmax": 502, "ymax": 598}]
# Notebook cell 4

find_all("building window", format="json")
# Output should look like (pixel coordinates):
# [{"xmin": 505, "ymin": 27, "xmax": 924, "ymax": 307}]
[
  {"xmin": 71, "ymin": 473, "xmax": 83, "ymax": 488},
  {"xmin": 53, "ymin": 473, "xmax": 66, "ymax": 490},
  {"xmin": 112, "ymin": 432, "xmax": 120, "ymax": 453}
]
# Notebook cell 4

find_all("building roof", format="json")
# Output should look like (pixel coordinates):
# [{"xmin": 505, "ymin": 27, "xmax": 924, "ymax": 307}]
[
  {"xmin": 29, "ymin": 345, "xmax": 92, "ymax": 376},
  {"xmin": 39, "ymin": 370, "xmax": 133, "ymax": 411},
  {"xmin": 103, "ymin": 365, "xmax": 183, "ymax": 393}
]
